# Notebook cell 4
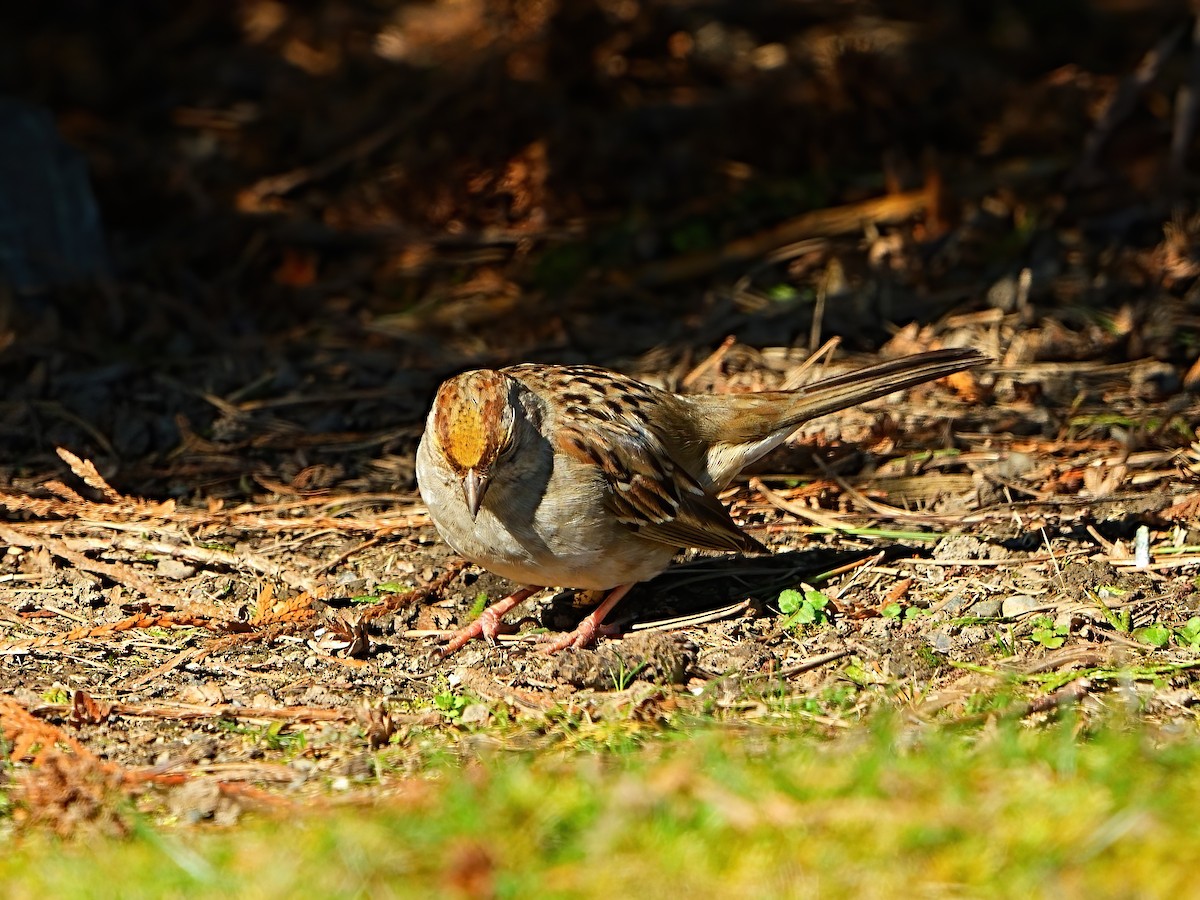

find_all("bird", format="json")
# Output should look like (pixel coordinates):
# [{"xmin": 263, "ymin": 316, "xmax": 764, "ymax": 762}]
[{"xmin": 415, "ymin": 347, "xmax": 988, "ymax": 654}]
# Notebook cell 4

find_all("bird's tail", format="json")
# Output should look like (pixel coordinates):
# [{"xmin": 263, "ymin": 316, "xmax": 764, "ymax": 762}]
[
  {"xmin": 771, "ymin": 347, "xmax": 989, "ymax": 429},
  {"xmin": 686, "ymin": 347, "xmax": 989, "ymax": 486}
]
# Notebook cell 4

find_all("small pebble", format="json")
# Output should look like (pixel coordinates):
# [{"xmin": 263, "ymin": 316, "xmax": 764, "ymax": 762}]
[
  {"xmin": 459, "ymin": 703, "xmax": 490, "ymax": 725},
  {"xmin": 156, "ymin": 558, "xmax": 196, "ymax": 580},
  {"xmin": 968, "ymin": 599, "xmax": 1003, "ymax": 618},
  {"xmin": 926, "ymin": 629, "xmax": 954, "ymax": 653},
  {"xmin": 1001, "ymin": 594, "xmax": 1044, "ymax": 617},
  {"xmin": 939, "ymin": 594, "xmax": 973, "ymax": 616}
]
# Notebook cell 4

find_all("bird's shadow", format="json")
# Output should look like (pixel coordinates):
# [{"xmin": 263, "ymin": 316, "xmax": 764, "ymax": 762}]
[{"xmin": 538, "ymin": 545, "xmax": 923, "ymax": 631}]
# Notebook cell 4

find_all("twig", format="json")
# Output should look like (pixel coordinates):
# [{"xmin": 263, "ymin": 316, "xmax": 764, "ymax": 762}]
[
  {"xmin": 751, "ymin": 647, "xmax": 853, "ymax": 680},
  {"xmin": 750, "ymin": 477, "xmax": 853, "ymax": 531},
  {"xmin": 813, "ymin": 551, "xmax": 887, "ymax": 584},
  {"xmin": 28, "ymin": 700, "xmax": 418, "ymax": 725},
  {"xmin": 779, "ymin": 337, "xmax": 841, "ymax": 390},
  {"xmin": 312, "ymin": 536, "xmax": 382, "ymax": 575},
  {"xmin": 631, "ymin": 187, "xmax": 932, "ymax": 286},
  {"xmin": 359, "ymin": 562, "xmax": 466, "ymax": 622},
  {"xmin": 237, "ymin": 83, "xmax": 452, "ymax": 208},
  {"xmin": 810, "ymin": 263, "xmax": 829, "ymax": 351},
  {"xmin": 1086, "ymin": 524, "xmax": 1118, "ymax": 555},
  {"xmin": 628, "ymin": 600, "xmax": 751, "ymax": 633},
  {"xmin": 0, "ymin": 524, "xmax": 179, "ymax": 605},
  {"xmin": 681, "ymin": 335, "xmax": 737, "ymax": 389},
  {"xmin": 1112, "ymin": 556, "xmax": 1199, "ymax": 570},
  {"xmin": 894, "ymin": 552, "xmax": 1084, "ymax": 567},
  {"xmin": 126, "ymin": 648, "xmax": 203, "ymax": 690},
  {"xmin": 0, "ymin": 610, "xmax": 250, "ymax": 656},
  {"xmin": 1021, "ymin": 678, "xmax": 1094, "ymax": 717},
  {"xmin": 1070, "ymin": 23, "xmax": 1187, "ymax": 186},
  {"xmin": 629, "ymin": 157, "xmax": 1069, "ymax": 287},
  {"xmin": 812, "ymin": 460, "xmax": 972, "ymax": 526},
  {"xmin": 948, "ymin": 677, "xmax": 1096, "ymax": 728},
  {"xmin": 103, "ymin": 534, "xmax": 318, "ymax": 593}
]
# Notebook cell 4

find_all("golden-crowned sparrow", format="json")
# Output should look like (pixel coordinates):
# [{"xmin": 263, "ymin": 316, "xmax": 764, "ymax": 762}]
[{"xmin": 417, "ymin": 347, "xmax": 988, "ymax": 653}]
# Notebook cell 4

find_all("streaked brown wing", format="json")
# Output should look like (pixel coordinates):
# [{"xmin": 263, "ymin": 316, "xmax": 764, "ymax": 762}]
[{"xmin": 556, "ymin": 419, "xmax": 766, "ymax": 554}]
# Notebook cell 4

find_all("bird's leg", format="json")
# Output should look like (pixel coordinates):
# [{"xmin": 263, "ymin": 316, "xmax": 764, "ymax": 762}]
[
  {"xmin": 440, "ymin": 586, "xmax": 540, "ymax": 656},
  {"xmin": 539, "ymin": 583, "xmax": 635, "ymax": 653}
]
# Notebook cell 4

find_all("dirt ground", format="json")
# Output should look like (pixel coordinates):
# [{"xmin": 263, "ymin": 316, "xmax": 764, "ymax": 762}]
[{"xmin": 1, "ymin": 1, "xmax": 1199, "ymax": 831}]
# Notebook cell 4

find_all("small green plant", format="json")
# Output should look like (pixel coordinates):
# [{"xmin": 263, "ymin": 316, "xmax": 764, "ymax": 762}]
[
  {"xmin": 352, "ymin": 581, "xmax": 414, "ymax": 604},
  {"xmin": 608, "ymin": 657, "xmax": 648, "ymax": 691},
  {"xmin": 778, "ymin": 587, "xmax": 831, "ymax": 630},
  {"xmin": 218, "ymin": 720, "xmax": 307, "ymax": 755},
  {"xmin": 467, "ymin": 592, "xmax": 489, "ymax": 620},
  {"xmin": 917, "ymin": 645, "xmax": 942, "ymax": 668},
  {"xmin": 821, "ymin": 683, "xmax": 858, "ymax": 712},
  {"xmin": 882, "ymin": 602, "xmax": 924, "ymax": 623},
  {"xmin": 1093, "ymin": 601, "xmax": 1132, "ymax": 633},
  {"xmin": 962, "ymin": 687, "xmax": 1018, "ymax": 717},
  {"xmin": 992, "ymin": 625, "xmax": 1017, "ymax": 657},
  {"xmin": 766, "ymin": 283, "xmax": 799, "ymax": 302},
  {"xmin": 433, "ymin": 691, "xmax": 468, "ymax": 719},
  {"xmin": 1132, "ymin": 623, "xmax": 1170, "ymax": 649},
  {"xmin": 433, "ymin": 687, "xmax": 490, "ymax": 723},
  {"xmin": 786, "ymin": 683, "xmax": 860, "ymax": 719},
  {"xmin": 261, "ymin": 721, "xmax": 306, "ymax": 753},
  {"xmin": 843, "ymin": 657, "xmax": 888, "ymax": 687},
  {"xmin": 1175, "ymin": 616, "xmax": 1200, "ymax": 650},
  {"xmin": 1029, "ymin": 616, "xmax": 1068, "ymax": 649},
  {"xmin": 41, "ymin": 687, "xmax": 69, "ymax": 705}
]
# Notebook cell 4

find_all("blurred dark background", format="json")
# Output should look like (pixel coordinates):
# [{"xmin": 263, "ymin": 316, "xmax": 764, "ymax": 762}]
[{"xmin": 0, "ymin": 0, "xmax": 1196, "ymax": 498}]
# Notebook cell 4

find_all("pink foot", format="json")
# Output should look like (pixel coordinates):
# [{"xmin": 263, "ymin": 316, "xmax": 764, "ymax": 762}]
[
  {"xmin": 537, "ymin": 583, "xmax": 635, "ymax": 654},
  {"xmin": 440, "ymin": 587, "xmax": 538, "ymax": 657},
  {"xmin": 539, "ymin": 618, "xmax": 600, "ymax": 653}
]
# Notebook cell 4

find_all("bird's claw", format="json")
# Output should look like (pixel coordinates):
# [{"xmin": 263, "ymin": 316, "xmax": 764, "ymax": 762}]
[
  {"xmin": 437, "ymin": 587, "xmax": 538, "ymax": 657},
  {"xmin": 538, "ymin": 619, "xmax": 599, "ymax": 654}
]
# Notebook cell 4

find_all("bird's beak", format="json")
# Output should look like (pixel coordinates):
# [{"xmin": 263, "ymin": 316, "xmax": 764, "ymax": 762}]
[{"xmin": 462, "ymin": 468, "xmax": 488, "ymax": 520}]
